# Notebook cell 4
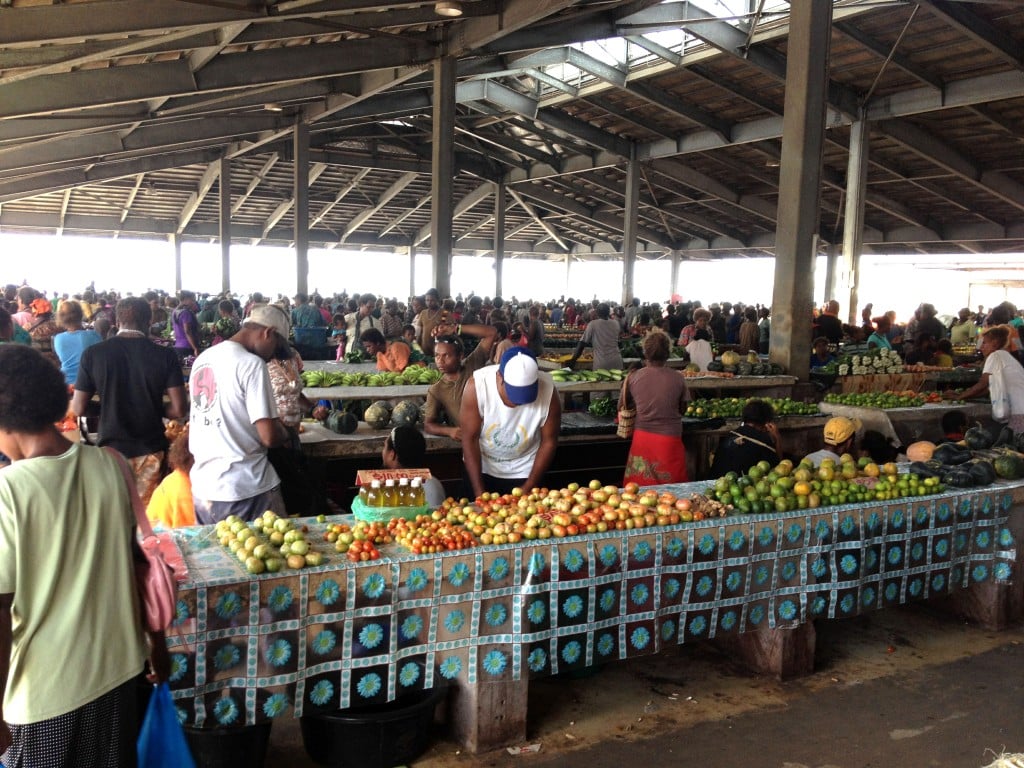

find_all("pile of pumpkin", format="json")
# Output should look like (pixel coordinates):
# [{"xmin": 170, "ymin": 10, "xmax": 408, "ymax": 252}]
[
  {"xmin": 704, "ymin": 349, "xmax": 785, "ymax": 376},
  {"xmin": 906, "ymin": 423, "xmax": 1024, "ymax": 488}
]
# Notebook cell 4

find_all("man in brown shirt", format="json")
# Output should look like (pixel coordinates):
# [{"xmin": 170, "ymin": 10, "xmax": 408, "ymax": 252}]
[
  {"xmin": 424, "ymin": 322, "xmax": 498, "ymax": 441},
  {"xmin": 416, "ymin": 288, "xmax": 445, "ymax": 356}
]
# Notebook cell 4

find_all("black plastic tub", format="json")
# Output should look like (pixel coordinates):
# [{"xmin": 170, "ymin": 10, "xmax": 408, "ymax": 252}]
[
  {"xmin": 183, "ymin": 722, "xmax": 273, "ymax": 768},
  {"xmin": 300, "ymin": 687, "xmax": 447, "ymax": 768}
]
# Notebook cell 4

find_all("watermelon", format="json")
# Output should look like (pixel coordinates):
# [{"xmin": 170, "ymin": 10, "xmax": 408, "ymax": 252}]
[
  {"xmin": 363, "ymin": 402, "xmax": 392, "ymax": 429},
  {"xmin": 391, "ymin": 399, "xmax": 421, "ymax": 427}
]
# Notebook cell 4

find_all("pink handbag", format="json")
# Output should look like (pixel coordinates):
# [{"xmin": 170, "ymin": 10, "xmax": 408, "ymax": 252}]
[{"xmin": 106, "ymin": 448, "xmax": 178, "ymax": 633}]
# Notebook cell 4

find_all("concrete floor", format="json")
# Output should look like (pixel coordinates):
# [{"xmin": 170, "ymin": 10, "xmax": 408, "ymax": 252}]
[{"xmin": 263, "ymin": 606, "xmax": 1024, "ymax": 768}]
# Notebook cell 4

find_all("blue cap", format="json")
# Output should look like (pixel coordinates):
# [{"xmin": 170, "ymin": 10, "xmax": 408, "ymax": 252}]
[{"xmin": 498, "ymin": 348, "xmax": 539, "ymax": 405}]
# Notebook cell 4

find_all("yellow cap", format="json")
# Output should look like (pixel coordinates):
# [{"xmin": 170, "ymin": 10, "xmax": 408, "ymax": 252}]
[{"xmin": 823, "ymin": 416, "xmax": 861, "ymax": 446}]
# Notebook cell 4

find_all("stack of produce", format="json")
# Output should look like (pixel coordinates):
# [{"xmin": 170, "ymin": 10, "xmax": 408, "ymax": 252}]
[
  {"xmin": 905, "ymin": 426, "xmax": 1024, "ymax": 487},
  {"xmin": 821, "ymin": 347, "xmax": 903, "ymax": 375},
  {"xmin": 705, "ymin": 456, "xmax": 947, "ymax": 514},
  {"xmin": 549, "ymin": 368, "xmax": 626, "ymax": 383},
  {"xmin": 587, "ymin": 395, "xmax": 617, "ymax": 417},
  {"xmin": 685, "ymin": 396, "xmax": 819, "ymax": 419},
  {"xmin": 301, "ymin": 368, "xmax": 442, "ymax": 387},
  {"xmin": 824, "ymin": 391, "xmax": 926, "ymax": 409},
  {"xmin": 705, "ymin": 350, "xmax": 784, "ymax": 375},
  {"xmin": 387, "ymin": 481, "xmax": 730, "ymax": 550},
  {"xmin": 215, "ymin": 511, "xmax": 324, "ymax": 572}
]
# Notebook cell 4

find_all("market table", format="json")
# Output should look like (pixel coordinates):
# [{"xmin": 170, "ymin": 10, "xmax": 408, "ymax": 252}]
[
  {"xmin": 818, "ymin": 401, "xmax": 994, "ymax": 445},
  {"xmin": 302, "ymin": 374, "xmax": 800, "ymax": 412},
  {"xmin": 164, "ymin": 480, "xmax": 1020, "ymax": 752}
]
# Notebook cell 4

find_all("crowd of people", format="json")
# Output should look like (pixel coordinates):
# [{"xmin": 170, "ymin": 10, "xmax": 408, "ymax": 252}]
[{"xmin": 3, "ymin": 275, "xmax": 1024, "ymax": 765}]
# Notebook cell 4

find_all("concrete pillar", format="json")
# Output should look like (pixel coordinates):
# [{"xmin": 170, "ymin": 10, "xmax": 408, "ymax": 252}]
[
  {"xmin": 409, "ymin": 244, "xmax": 416, "ymax": 300},
  {"xmin": 768, "ymin": 1, "xmax": 833, "ymax": 380},
  {"xmin": 823, "ymin": 242, "xmax": 839, "ymax": 305},
  {"xmin": 431, "ymin": 56, "xmax": 456, "ymax": 297},
  {"xmin": 171, "ymin": 234, "xmax": 182, "ymax": 294},
  {"xmin": 564, "ymin": 253, "xmax": 572, "ymax": 296},
  {"xmin": 621, "ymin": 156, "xmax": 640, "ymax": 306},
  {"xmin": 493, "ymin": 182, "xmax": 505, "ymax": 298},
  {"xmin": 843, "ymin": 116, "xmax": 869, "ymax": 326},
  {"xmin": 219, "ymin": 156, "xmax": 232, "ymax": 294},
  {"xmin": 294, "ymin": 122, "xmax": 310, "ymax": 297},
  {"xmin": 669, "ymin": 249, "xmax": 681, "ymax": 301}
]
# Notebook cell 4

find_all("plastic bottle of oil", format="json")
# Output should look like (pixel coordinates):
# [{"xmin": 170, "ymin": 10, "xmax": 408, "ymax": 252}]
[
  {"xmin": 365, "ymin": 480, "xmax": 383, "ymax": 508},
  {"xmin": 358, "ymin": 483, "xmax": 369, "ymax": 506},
  {"xmin": 383, "ymin": 479, "xmax": 398, "ymax": 507},
  {"xmin": 397, "ymin": 478, "xmax": 411, "ymax": 506},
  {"xmin": 409, "ymin": 478, "xmax": 426, "ymax": 506}
]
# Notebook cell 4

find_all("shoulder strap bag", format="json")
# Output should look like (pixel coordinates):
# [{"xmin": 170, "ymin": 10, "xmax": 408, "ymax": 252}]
[
  {"xmin": 616, "ymin": 372, "xmax": 636, "ymax": 439},
  {"xmin": 105, "ymin": 447, "xmax": 178, "ymax": 633}
]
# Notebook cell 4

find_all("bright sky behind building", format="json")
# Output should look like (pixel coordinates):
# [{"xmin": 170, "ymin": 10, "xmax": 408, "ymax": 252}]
[{"xmin": 0, "ymin": 231, "xmax": 1018, "ymax": 324}]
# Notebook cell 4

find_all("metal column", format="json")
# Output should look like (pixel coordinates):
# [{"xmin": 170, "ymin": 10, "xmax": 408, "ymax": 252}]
[
  {"xmin": 431, "ymin": 56, "xmax": 456, "ymax": 297},
  {"xmin": 843, "ymin": 116, "xmax": 869, "ymax": 326},
  {"xmin": 493, "ymin": 182, "xmax": 505, "ymax": 298},
  {"xmin": 219, "ymin": 156, "xmax": 232, "ymax": 294},
  {"xmin": 669, "ymin": 249, "xmax": 681, "ymax": 301},
  {"xmin": 171, "ymin": 233, "xmax": 182, "ymax": 294},
  {"xmin": 621, "ymin": 156, "xmax": 639, "ymax": 305},
  {"xmin": 768, "ymin": 1, "xmax": 833, "ymax": 380},
  {"xmin": 409, "ymin": 244, "xmax": 416, "ymax": 301},
  {"xmin": 294, "ymin": 122, "xmax": 310, "ymax": 297}
]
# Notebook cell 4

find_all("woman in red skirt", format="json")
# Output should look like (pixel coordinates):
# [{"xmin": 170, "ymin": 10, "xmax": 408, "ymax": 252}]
[{"xmin": 620, "ymin": 330, "xmax": 690, "ymax": 486}]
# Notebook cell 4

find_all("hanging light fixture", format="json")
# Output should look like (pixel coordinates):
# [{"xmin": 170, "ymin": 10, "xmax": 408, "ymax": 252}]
[{"xmin": 434, "ymin": 1, "xmax": 463, "ymax": 17}]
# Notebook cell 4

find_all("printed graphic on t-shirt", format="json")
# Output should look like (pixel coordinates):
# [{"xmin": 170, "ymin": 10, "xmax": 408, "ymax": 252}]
[
  {"xmin": 191, "ymin": 365, "xmax": 218, "ymax": 413},
  {"xmin": 483, "ymin": 422, "xmax": 528, "ymax": 457}
]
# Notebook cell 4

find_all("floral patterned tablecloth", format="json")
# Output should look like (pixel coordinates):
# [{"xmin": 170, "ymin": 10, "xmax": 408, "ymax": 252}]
[{"xmin": 165, "ymin": 482, "xmax": 1020, "ymax": 727}]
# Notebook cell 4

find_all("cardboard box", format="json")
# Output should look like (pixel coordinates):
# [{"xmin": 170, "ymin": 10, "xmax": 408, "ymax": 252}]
[{"xmin": 356, "ymin": 468, "xmax": 433, "ymax": 486}]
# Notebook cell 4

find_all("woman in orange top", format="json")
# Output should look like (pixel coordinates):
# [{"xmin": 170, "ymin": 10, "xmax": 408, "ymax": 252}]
[{"xmin": 146, "ymin": 428, "xmax": 195, "ymax": 528}]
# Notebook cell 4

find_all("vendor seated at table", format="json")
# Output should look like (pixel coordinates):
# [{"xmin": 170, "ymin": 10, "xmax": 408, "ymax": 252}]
[
  {"xmin": 810, "ymin": 336, "xmax": 836, "ymax": 369},
  {"xmin": 938, "ymin": 409, "xmax": 968, "ymax": 443},
  {"xmin": 859, "ymin": 429, "xmax": 903, "ymax": 464},
  {"xmin": 707, "ymin": 399, "xmax": 782, "ymax": 478},
  {"xmin": 802, "ymin": 416, "xmax": 861, "ymax": 467},
  {"xmin": 358, "ymin": 328, "xmax": 421, "ymax": 372}
]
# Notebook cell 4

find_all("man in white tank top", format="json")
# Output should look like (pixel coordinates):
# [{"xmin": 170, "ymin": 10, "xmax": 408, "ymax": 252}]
[{"xmin": 460, "ymin": 348, "xmax": 562, "ymax": 497}]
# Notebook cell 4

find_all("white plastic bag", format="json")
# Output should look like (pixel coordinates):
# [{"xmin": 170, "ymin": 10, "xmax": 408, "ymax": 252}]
[
  {"xmin": 686, "ymin": 339, "xmax": 714, "ymax": 372},
  {"xmin": 989, "ymin": 366, "xmax": 1009, "ymax": 421}
]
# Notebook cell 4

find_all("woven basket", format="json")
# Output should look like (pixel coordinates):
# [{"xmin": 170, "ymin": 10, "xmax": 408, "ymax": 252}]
[{"xmin": 616, "ymin": 407, "xmax": 636, "ymax": 439}]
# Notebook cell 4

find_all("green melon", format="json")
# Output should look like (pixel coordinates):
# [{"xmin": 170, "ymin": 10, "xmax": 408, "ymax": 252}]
[
  {"xmin": 370, "ymin": 400, "xmax": 393, "ymax": 417},
  {"xmin": 391, "ymin": 399, "xmax": 421, "ymax": 427},
  {"xmin": 363, "ymin": 402, "xmax": 392, "ymax": 429},
  {"xmin": 993, "ymin": 453, "xmax": 1024, "ymax": 480},
  {"xmin": 325, "ymin": 410, "xmax": 358, "ymax": 434}
]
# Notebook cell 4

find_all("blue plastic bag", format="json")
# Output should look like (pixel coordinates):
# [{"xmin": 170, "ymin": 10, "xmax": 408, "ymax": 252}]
[{"xmin": 137, "ymin": 683, "xmax": 197, "ymax": 768}]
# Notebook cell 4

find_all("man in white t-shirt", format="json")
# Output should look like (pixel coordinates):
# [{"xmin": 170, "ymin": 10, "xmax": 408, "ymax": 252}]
[
  {"xmin": 460, "ymin": 348, "xmax": 561, "ymax": 497},
  {"xmin": 189, "ymin": 303, "xmax": 290, "ymax": 524}
]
